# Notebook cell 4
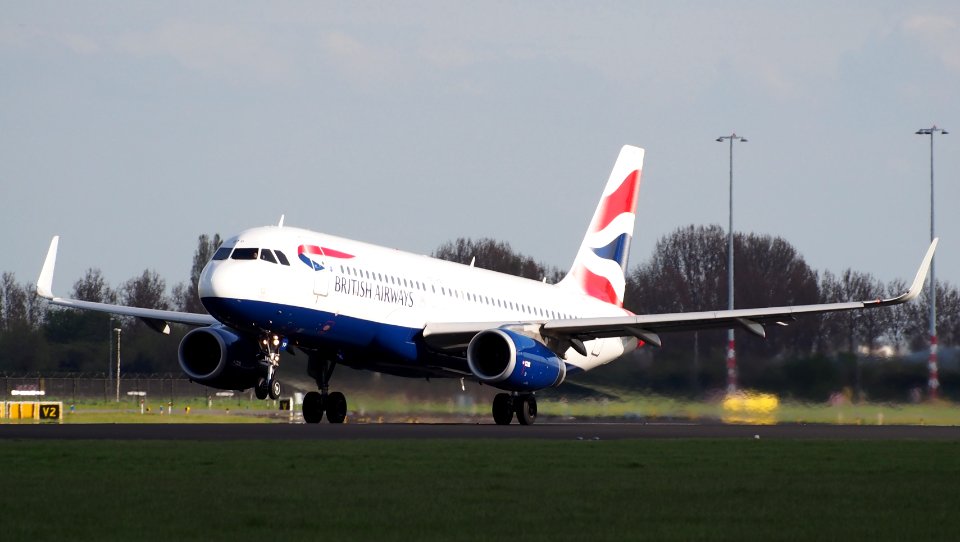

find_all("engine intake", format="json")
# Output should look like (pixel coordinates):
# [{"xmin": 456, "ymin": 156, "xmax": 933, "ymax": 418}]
[
  {"xmin": 178, "ymin": 326, "xmax": 262, "ymax": 391},
  {"xmin": 466, "ymin": 328, "xmax": 566, "ymax": 392}
]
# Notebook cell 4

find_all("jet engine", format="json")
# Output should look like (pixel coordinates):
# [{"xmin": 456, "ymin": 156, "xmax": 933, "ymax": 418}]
[
  {"xmin": 178, "ymin": 326, "xmax": 262, "ymax": 391},
  {"xmin": 466, "ymin": 328, "xmax": 566, "ymax": 392}
]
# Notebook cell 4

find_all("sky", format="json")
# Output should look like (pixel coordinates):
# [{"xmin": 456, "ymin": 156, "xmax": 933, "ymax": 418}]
[{"xmin": 2, "ymin": 1, "xmax": 959, "ymax": 298}]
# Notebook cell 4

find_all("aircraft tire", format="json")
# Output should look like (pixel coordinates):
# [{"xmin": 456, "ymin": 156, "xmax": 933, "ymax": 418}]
[
  {"xmin": 254, "ymin": 378, "xmax": 270, "ymax": 400},
  {"xmin": 268, "ymin": 378, "xmax": 281, "ymax": 400},
  {"xmin": 492, "ymin": 393, "xmax": 514, "ymax": 425},
  {"xmin": 515, "ymin": 394, "xmax": 537, "ymax": 426},
  {"xmin": 326, "ymin": 391, "xmax": 347, "ymax": 424},
  {"xmin": 303, "ymin": 391, "xmax": 324, "ymax": 424}
]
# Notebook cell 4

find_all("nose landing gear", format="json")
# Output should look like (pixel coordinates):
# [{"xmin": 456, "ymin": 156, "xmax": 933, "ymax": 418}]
[{"xmin": 255, "ymin": 334, "xmax": 285, "ymax": 401}]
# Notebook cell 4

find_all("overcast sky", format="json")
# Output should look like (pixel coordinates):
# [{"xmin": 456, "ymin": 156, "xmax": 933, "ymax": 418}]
[{"xmin": 2, "ymin": 1, "xmax": 958, "ymax": 299}]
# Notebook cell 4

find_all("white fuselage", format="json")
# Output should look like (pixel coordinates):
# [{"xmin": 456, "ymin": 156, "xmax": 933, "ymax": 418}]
[{"xmin": 199, "ymin": 226, "xmax": 637, "ymax": 377}]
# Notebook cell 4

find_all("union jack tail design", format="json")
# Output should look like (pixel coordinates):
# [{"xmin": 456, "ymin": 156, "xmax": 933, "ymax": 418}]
[{"xmin": 558, "ymin": 145, "xmax": 644, "ymax": 307}]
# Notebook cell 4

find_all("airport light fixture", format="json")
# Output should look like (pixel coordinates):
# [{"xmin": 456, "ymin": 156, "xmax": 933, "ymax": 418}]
[
  {"xmin": 916, "ymin": 125, "xmax": 947, "ymax": 399},
  {"xmin": 716, "ymin": 133, "xmax": 747, "ymax": 394}
]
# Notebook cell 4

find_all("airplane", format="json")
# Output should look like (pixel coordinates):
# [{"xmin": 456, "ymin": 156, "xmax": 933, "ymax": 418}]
[{"xmin": 35, "ymin": 145, "xmax": 938, "ymax": 425}]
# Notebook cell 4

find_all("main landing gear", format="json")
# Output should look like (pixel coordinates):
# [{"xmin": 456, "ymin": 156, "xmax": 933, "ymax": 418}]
[
  {"xmin": 492, "ymin": 392, "xmax": 537, "ymax": 425},
  {"xmin": 303, "ymin": 355, "xmax": 348, "ymax": 424},
  {"xmin": 254, "ymin": 334, "xmax": 284, "ymax": 401}
]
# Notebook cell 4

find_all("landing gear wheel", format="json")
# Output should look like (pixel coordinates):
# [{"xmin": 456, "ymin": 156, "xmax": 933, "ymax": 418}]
[
  {"xmin": 268, "ymin": 378, "xmax": 282, "ymax": 400},
  {"xmin": 515, "ymin": 394, "xmax": 537, "ymax": 426},
  {"xmin": 326, "ymin": 391, "xmax": 347, "ymax": 424},
  {"xmin": 302, "ymin": 391, "xmax": 324, "ymax": 424},
  {"xmin": 254, "ymin": 378, "xmax": 270, "ymax": 400},
  {"xmin": 492, "ymin": 393, "xmax": 514, "ymax": 425}
]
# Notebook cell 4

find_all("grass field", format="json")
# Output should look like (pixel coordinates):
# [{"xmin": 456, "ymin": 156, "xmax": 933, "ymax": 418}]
[{"xmin": 1, "ymin": 439, "xmax": 958, "ymax": 541}]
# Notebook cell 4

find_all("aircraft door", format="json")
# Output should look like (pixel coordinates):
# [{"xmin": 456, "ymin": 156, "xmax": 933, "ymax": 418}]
[
  {"xmin": 314, "ymin": 268, "xmax": 329, "ymax": 296},
  {"xmin": 313, "ymin": 249, "xmax": 330, "ymax": 297},
  {"xmin": 299, "ymin": 244, "xmax": 330, "ymax": 298}
]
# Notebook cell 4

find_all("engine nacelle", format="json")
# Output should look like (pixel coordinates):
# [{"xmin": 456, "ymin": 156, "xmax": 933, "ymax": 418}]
[
  {"xmin": 466, "ymin": 328, "xmax": 566, "ymax": 392},
  {"xmin": 178, "ymin": 326, "xmax": 262, "ymax": 391}
]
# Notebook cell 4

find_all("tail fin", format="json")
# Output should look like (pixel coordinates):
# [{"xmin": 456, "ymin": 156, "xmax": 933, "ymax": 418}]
[{"xmin": 558, "ymin": 145, "xmax": 644, "ymax": 307}]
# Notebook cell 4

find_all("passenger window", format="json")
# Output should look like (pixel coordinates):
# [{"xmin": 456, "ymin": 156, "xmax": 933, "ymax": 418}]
[
  {"xmin": 212, "ymin": 246, "xmax": 233, "ymax": 260},
  {"xmin": 275, "ymin": 250, "xmax": 290, "ymax": 266},
  {"xmin": 231, "ymin": 248, "xmax": 258, "ymax": 260},
  {"xmin": 260, "ymin": 250, "xmax": 277, "ymax": 264}
]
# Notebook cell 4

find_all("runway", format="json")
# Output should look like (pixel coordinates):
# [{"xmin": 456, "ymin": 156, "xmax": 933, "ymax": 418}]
[{"xmin": 2, "ymin": 422, "xmax": 958, "ymax": 440}]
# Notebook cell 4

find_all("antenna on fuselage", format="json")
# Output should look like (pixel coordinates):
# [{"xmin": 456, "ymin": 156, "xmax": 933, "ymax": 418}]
[{"xmin": 278, "ymin": 215, "xmax": 285, "ymax": 228}]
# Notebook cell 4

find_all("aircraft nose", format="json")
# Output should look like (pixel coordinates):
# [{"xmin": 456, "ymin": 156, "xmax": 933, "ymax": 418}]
[{"xmin": 198, "ymin": 260, "xmax": 229, "ymax": 299}]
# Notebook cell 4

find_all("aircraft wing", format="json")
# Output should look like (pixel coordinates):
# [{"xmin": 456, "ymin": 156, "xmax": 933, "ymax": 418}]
[
  {"xmin": 36, "ymin": 236, "xmax": 217, "ymax": 333},
  {"xmin": 423, "ymin": 238, "xmax": 937, "ymax": 353}
]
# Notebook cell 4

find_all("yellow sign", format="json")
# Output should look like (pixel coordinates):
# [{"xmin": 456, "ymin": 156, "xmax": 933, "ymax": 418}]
[
  {"xmin": 39, "ymin": 403, "xmax": 62, "ymax": 421},
  {"xmin": 722, "ymin": 392, "xmax": 779, "ymax": 425}
]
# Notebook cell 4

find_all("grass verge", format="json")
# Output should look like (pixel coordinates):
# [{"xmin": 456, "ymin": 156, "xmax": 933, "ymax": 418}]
[{"xmin": 5, "ymin": 393, "xmax": 959, "ymax": 425}]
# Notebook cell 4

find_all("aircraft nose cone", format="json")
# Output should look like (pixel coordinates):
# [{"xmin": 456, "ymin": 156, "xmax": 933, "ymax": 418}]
[{"xmin": 198, "ymin": 261, "xmax": 229, "ymax": 299}]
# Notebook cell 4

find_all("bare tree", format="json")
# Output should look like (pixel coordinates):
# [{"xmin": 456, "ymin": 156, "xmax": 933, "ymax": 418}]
[
  {"xmin": 900, "ymin": 280, "xmax": 960, "ymax": 352},
  {"xmin": 72, "ymin": 268, "xmax": 118, "ymax": 303},
  {"xmin": 628, "ymin": 226, "xmax": 818, "ymax": 357},
  {"xmin": 175, "ymin": 234, "xmax": 221, "ymax": 313},
  {"xmin": 733, "ymin": 232, "xmax": 820, "ymax": 358},
  {"xmin": 629, "ymin": 225, "xmax": 726, "ymax": 314},
  {"xmin": 819, "ymin": 269, "xmax": 888, "ymax": 402},
  {"xmin": 939, "ymin": 283, "xmax": 960, "ymax": 347},
  {"xmin": 433, "ymin": 238, "xmax": 564, "ymax": 282},
  {"xmin": 820, "ymin": 270, "xmax": 883, "ymax": 355},
  {"xmin": 2, "ymin": 272, "xmax": 29, "ymax": 331},
  {"xmin": 885, "ymin": 278, "xmax": 910, "ymax": 355},
  {"xmin": 121, "ymin": 270, "xmax": 169, "ymax": 312}
]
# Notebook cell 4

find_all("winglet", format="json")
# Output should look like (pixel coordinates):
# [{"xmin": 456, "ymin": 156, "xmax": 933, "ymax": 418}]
[
  {"xmin": 36, "ymin": 236, "xmax": 59, "ymax": 299},
  {"xmin": 871, "ymin": 238, "xmax": 938, "ymax": 307}
]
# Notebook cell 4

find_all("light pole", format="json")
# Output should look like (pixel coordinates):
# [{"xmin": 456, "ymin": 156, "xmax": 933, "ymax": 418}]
[
  {"xmin": 114, "ymin": 327, "xmax": 122, "ymax": 402},
  {"xmin": 916, "ymin": 125, "xmax": 947, "ymax": 399},
  {"xmin": 716, "ymin": 133, "xmax": 747, "ymax": 394},
  {"xmin": 108, "ymin": 319, "xmax": 115, "ymax": 381}
]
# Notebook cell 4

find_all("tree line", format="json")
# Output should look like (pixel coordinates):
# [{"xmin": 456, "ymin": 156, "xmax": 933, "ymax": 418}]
[
  {"xmin": 0, "ymin": 235, "xmax": 220, "ymax": 375},
  {"xmin": 1, "ymin": 229, "xmax": 956, "ymax": 400}
]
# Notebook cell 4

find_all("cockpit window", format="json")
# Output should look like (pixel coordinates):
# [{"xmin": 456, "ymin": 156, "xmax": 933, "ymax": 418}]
[
  {"xmin": 260, "ymin": 250, "xmax": 277, "ymax": 264},
  {"xmin": 212, "ymin": 246, "xmax": 233, "ymax": 260},
  {"xmin": 231, "ymin": 248, "xmax": 259, "ymax": 260},
  {"xmin": 275, "ymin": 250, "xmax": 290, "ymax": 266}
]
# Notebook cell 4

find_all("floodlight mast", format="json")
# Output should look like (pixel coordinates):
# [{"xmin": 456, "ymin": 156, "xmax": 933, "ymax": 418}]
[
  {"xmin": 716, "ymin": 133, "xmax": 747, "ymax": 394},
  {"xmin": 915, "ymin": 125, "xmax": 947, "ymax": 399},
  {"xmin": 115, "ymin": 327, "xmax": 122, "ymax": 402}
]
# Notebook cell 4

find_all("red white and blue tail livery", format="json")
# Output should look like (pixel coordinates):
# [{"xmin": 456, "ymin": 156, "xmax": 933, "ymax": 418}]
[
  {"xmin": 559, "ymin": 145, "xmax": 643, "ymax": 307},
  {"xmin": 34, "ymin": 145, "xmax": 937, "ymax": 425}
]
